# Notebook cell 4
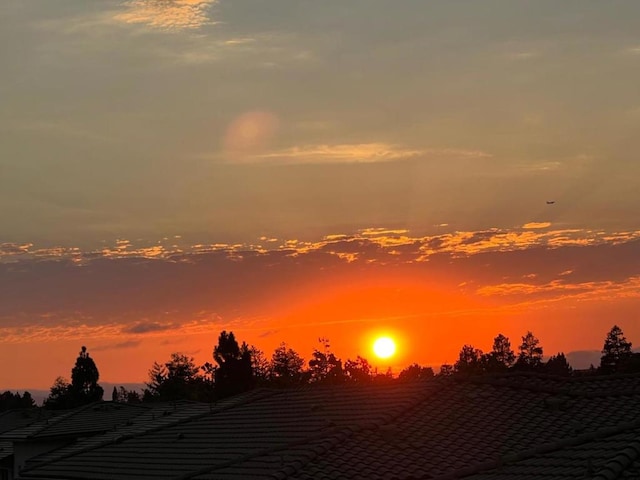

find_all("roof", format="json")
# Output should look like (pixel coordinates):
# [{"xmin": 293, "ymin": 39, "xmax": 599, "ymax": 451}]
[
  {"xmin": 1, "ymin": 401, "xmax": 150, "ymax": 442},
  {"xmin": 15, "ymin": 373, "xmax": 640, "ymax": 480},
  {"xmin": 0, "ymin": 409, "xmax": 56, "ymax": 462}
]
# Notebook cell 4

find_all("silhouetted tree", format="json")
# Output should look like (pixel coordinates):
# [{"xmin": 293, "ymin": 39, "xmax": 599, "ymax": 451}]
[
  {"xmin": 344, "ymin": 356, "xmax": 372, "ymax": 383},
  {"xmin": 112, "ymin": 386, "xmax": 118, "ymax": 402},
  {"xmin": 439, "ymin": 364, "xmax": 454, "ymax": 376},
  {"xmin": 515, "ymin": 331, "xmax": 544, "ymax": 370},
  {"xmin": 21, "ymin": 391, "xmax": 35, "ymax": 408},
  {"xmin": 213, "ymin": 331, "xmax": 253, "ymax": 398},
  {"xmin": 248, "ymin": 346, "xmax": 270, "ymax": 383},
  {"xmin": 454, "ymin": 345, "xmax": 485, "ymax": 375},
  {"xmin": 398, "ymin": 364, "xmax": 434, "ymax": 381},
  {"xmin": 484, "ymin": 334, "xmax": 516, "ymax": 372},
  {"xmin": 44, "ymin": 377, "xmax": 73, "ymax": 409},
  {"xmin": 373, "ymin": 367, "xmax": 394, "ymax": 383},
  {"xmin": 116, "ymin": 386, "xmax": 142, "ymax": 403},
  {"xmin": 0, "ymin": 391, "xmax": 36, "ymax": 411},
  {"xmin": 546, "ymin": 353, "xmax": 573, "ymax": 376},
  {"xmin": 309, "ymin": 338, "xmax": 344, "ymax": 384},
  {"xmin": 145, "ymin": 361, "xmax": 168, "ymax": 399},
  {"xmin": 270, "ymin": 342, "xmax": 305, "ymax": 386},
  {"xmin": 600, "ymin": 325, "xmax": 633, "ymax": 374},
  {"xmin": 70, "ymin": 346, "xmax": 103, "ymax": 404},
  {"xmin": 145, "ymin": 353, "xmax": 203, "ymax": 401}
]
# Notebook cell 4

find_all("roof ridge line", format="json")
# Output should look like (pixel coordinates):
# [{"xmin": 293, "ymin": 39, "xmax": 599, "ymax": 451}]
[
  {"xmin": 427, "ymin": 419, "xmax": 640, "ymax": 480},
  {"xmin": 21, "ymin": 389, "xmax": 283, "ymax": 474}
]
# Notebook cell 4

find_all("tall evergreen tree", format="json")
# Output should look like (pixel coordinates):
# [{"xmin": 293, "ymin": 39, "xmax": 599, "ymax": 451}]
[
  {"xmin": 70, "ymin": 346, "xmax": 103, "ymax": 404},
  {"xmin": 213, "ymin": 331, "xmax": 253, "ymax": 398},
  {"xmin": 485, "ymin": 334, "xmax": 516, "ymax": 372},
  {"xmin": 600, "ymin": 325, "xmax": 633, "ymax": 374},
  {"xmin": 515, "ymin": 331, "xmax": 544, "ymax": 370}
]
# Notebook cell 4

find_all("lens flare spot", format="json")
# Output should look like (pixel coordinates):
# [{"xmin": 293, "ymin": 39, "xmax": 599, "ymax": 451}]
[{"xmin": 223, "ymin": 111, "xmax": 279, "ymax": 159}]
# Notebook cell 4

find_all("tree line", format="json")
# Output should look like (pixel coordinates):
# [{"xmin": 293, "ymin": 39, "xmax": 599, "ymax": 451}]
[
  {"xmin": 445, "ymin": 325, "xmax": 639, "ymax": 377},
  {"xmin": 2, "ymin": 324, "xmax": 636, "ymax": 411}
]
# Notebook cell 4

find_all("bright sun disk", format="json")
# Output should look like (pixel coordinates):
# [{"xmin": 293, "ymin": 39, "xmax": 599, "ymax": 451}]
[{"xmin": 373, "ymin": 336, "xmax": 396, "ymax": 359}]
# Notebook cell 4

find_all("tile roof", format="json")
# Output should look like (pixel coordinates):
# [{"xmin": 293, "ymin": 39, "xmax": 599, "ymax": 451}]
[
  {"xmin": 0, "ymin": 409, "xmax": 53, "ymax": 436},
  {"xmin": 14, "ymin": 373, "xmax": 640, "ymax": 480},
  {"xmin": 0, "ymin": 409, "xmax": 57, "ymax": 462},
  {"xmin": 1, "ymin": 402, "xmax": 149, "ymax": 441}
]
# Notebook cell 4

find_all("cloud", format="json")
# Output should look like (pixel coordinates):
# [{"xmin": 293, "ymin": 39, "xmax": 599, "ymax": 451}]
[
  {"xmin": 522, "ymin": 222, "xmax": 551, "ymax": 230},
  {"xmin": 114, "ymin": 0, "xmax": 218, "ymax": 31},
  {"xmin": 92, "ymin": 340, "xmax": 142, "ymax": 352},
  {"xmin": 238, "ymin": 144, "xmax": 494, "ymax": 165},
  {"xmin": 253, "ymin": 143, "xmax": 423, "ymax": 164},
  {"xmin": 1, "ymin": 226, "xmax": 640, "ymax": 345},
  {"xmin": 122, "ymin": 322, "xmax": 176, "ymax": 334}
]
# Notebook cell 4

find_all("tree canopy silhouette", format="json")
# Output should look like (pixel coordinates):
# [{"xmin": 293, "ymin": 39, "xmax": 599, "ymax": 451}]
[
  {"xmin": 145, "ymin": 353, "xmax": 205, "ymax": 401},
  {"xmin": 546, "ymin": 353, "xmax": 572, "ymax": 376},
  {"xmin": 454, "ymin": 345, "xmax": 485, "ymax": 375},
  {"xmin": 600, "ymin": 325, "xmax": 633, "ymax": 374},
  {"xmin": 344, "ymin": 356, "xmax": 372, "ymax": 383},
  {"xmin": 309, "ymin": 338, "xmax": 343, "ymax": 384},
  {"xmin": 485, "ymin": 334, "xmax": 515, "ymax": 372},
  {"xmin": 70, "ymin": 346, "xmax": 103, "ymax": 404},
  {"xmin": 515, "ymin": 331, "xmax": 544, "ymax": 370},
  {"xmin": 398, "ymin": 363, "xmax": 434, "ymax": 381},
  {"xmin": 270, "ymin": 342, "xmax": 306, "ymax": 386},
  {"xmin": 44, "ymin": 346, "xmax": 103, "ymax": 409},
  {"xmin": 0, "ymin": 390, "xmax": 36, "ymax": 411},
  {"xmin": 213, "ymin": 331, "xmax": 253, "ymax": 398}
]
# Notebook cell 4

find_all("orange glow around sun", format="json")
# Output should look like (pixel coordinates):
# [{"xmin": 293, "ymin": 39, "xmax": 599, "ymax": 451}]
[{"xmin": 373, "ymin": 336, "xmax": 396, "ymax": 359}]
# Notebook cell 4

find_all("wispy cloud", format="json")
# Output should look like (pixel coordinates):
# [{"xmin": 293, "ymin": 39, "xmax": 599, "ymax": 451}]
[
  {"xmin": 522, "ymin": 222, "xmax": 551, "ymax": 230},
  {"xmin": 92, "ymin": 340, "xmax": 142, "ymax": 352},
  {"xmin": 243, "ymin": 144, "xmax": 493, "ymax": 165},
  {"xmin": 123, "ymin": 321, "xmax": 176, "ymax": 334},
  {"xmin": 253, "ymin": 143, "xmax": 423, "ymax": 164},
  {"xmin": 114, "ymin": 0, "xmax": 219, "ymax": 31}
]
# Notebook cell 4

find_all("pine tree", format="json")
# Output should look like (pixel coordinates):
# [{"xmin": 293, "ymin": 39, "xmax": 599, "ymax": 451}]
[
  {"xmin": 213, "ymin": 331, "xmax": 254, "ymax": 398},
  {"xmin": 600, "ymin": 325, "xmax": 633, "ymax": 374},
  {"xmin": 70, "ymin": 346, "xmax": 103, "ymax": 404},
  {"xmin": 485, "ymin": 334, "xmax": 516, "ymax": 372},
  {"xmin": 515, "ymin": 332, "xmax": 544, "ymax": 370}
]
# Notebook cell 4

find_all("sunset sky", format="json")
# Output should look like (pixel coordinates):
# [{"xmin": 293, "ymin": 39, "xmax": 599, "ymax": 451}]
[{"xmin": 2, "ymin": 0, "xmax": 640, "ymax": 391}]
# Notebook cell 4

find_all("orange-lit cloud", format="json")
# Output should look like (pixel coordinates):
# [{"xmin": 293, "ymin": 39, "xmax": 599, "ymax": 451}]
[
  {"xmin": 251, "ymin": 145, "xmax": 492, "ymax": 165},
  {"xmin": 522, "ymin": 222, "xmax": 551, "ymax": 229},
  {"xmin": 115, "ymin": 0, "xmax": 218, "ymax": 31},
  {"xmin": 255, "ymin": 143, "xmax": 423, "ymax": 164}
]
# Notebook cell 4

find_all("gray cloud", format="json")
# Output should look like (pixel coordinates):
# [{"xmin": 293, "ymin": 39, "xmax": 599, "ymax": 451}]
[
  {"xmin": 122, "ymin": 322, "xmax": 176, "ymax": 335},
  {"xmin": 92, "ymin": 340, "xmax": 142, "ymax": 352}
]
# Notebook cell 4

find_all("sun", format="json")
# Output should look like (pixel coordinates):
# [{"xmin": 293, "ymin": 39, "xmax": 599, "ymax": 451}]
[{"xmin": 373, "ymin": 336, "xmax": 396, "ymax": 359}]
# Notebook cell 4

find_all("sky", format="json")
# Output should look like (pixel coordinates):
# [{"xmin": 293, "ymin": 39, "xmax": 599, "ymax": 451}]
[{"xmin": 2, "ymin": 0, "xmax": 640, "ymax": 390}]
